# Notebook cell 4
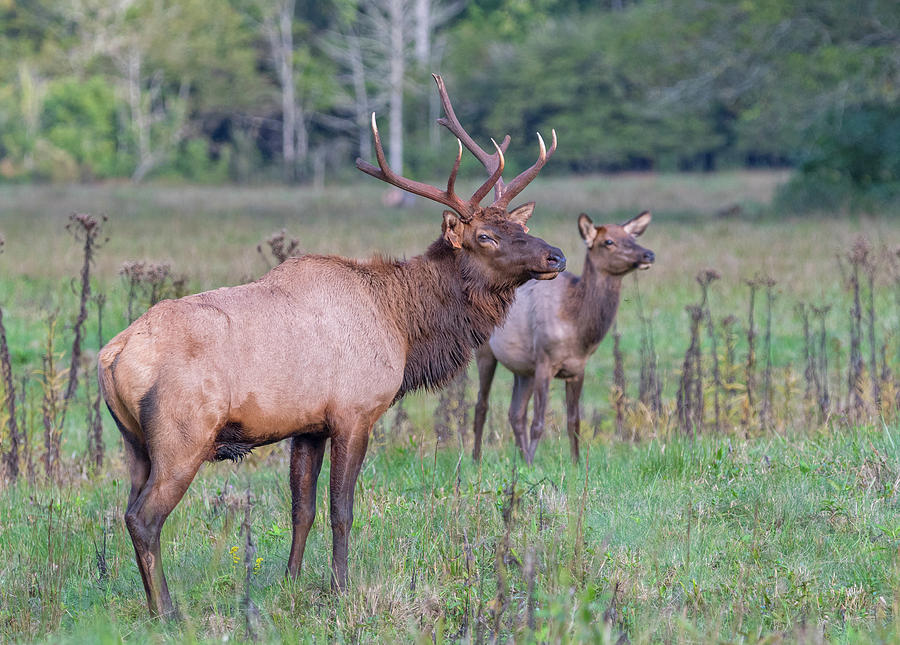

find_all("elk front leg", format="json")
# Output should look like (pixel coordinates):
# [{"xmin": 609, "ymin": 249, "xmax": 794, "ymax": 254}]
[
  {"xmin": 472, "ymin": 344, "xmax": 498, "ymax": 461},
  {"xmin": 508, "ymin": 374, "xmax": 534, "ymax": 459},
  {"xmin": 328, "ymin": 421, "xmax": 371, "ymax": 592},
  {"xmin": 286, "ymin": 434, "xmax": 327, "ymax": 579},
  {"xmin": 565, "ymin": 374, "xmax": 584, "ymax": 463},
  {"xmin": 524, "ymin": 362, "xmax": 552, "ymax": 465}
]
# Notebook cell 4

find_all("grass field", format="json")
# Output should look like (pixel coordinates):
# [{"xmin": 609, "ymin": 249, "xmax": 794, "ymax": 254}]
[{"xmin": 1, "ymin": 171, "xmax": 899, "ymax": 643}]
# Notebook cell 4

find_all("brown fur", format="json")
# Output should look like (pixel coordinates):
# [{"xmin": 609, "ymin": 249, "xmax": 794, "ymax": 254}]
[
  {"xmin": 472, "ymin": 211, "xmax": 654, "ymax": 464},
  {"xmin": 100, "ymin": 73, "xmax": 568, "ymax": 616},
  {"xmin": 99, "ymin": 109, "xmax": 566, "ymax": 615}
]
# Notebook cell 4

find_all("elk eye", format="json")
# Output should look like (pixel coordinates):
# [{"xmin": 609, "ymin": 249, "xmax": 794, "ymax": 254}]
[{"xmin": 604, "ymin": 239, "xmax": 615, "ymax": 246}]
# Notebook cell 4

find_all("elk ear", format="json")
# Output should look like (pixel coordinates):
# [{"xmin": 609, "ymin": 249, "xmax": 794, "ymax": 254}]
[
  {"xmin": 507, "ymin": 202, "xmax": 535, "ymax": 233},
  {"xmin": 442, "ymin": 210, "xmax": 463, "ymax": 249},
  {"xmin": 622, "ymin": 210, "xmax": 651, "ymax": 237},
  {"xmin": 577, "ymin": 213, "xmax": 598, "ymax": 248}
]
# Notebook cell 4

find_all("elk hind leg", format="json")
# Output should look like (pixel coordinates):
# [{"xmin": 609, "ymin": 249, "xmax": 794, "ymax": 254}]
[
  {"xmin": 286, "ymin": 433, "xmax": 327, "ymax": 579},
  {"xmin": 565, "ymin": 375, "xmax": 584, "ymax": 463},
  {"xmin": 472, "ymin": 344, "xmax": 498, "ymax": 461},
  {"xmin": 125, "ymin": 447, "xmax": 204, "ymax": 616},
  {"xmin": 508, "ymin": 374, "xmax": 534, "ymax": 459},
  {"xmin": 106, "ymin": 404, "xmax": 156, "ymax": 603},
  {"xmin": 121, "ymin": 436, "xmax": 154, "ymax": 602},
  {"xmin": 525, "ymin": 363, "xmax": 552, "ymax": 465}
]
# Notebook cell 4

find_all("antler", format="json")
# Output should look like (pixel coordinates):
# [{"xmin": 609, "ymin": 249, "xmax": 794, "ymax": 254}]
[
  {"xmin": 432, "ymin": 74, "xmax": 557, "ymax": 211},
  {"xmin": 493, "ymin": 128, "xmax": 556, "ymax": 210},
  {"xmin": 356, "ymin": 113, "xmax": 505, "ymax": 222},
  {"xmin": 433, "ymin": 74, "xmax": 510, "ymax": 203}
]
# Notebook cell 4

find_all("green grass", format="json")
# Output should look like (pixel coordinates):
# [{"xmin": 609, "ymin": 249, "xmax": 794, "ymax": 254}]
[
  {"xmin": 1, "ymin": 172, "xmax": 900, "ymax": 642},
  {"xmin": 0, "ymin": 427, "xmax": 898, "ymax": 642}
]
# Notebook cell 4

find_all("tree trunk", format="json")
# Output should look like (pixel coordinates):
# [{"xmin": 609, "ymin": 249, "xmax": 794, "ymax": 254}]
[
  {"xmin": 414, "ymin": 0, "xmax": 430, "ymax": 65},
  {"xmin": 388, "ymin": 0, "xmax": 405, "ymax": 172},
  {"xmin": 278, "ymin": 0, "xmax": 297, "ymax": 181}
]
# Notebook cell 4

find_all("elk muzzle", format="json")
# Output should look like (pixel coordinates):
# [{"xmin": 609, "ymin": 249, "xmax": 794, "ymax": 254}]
[
  {"xmin": 532, "ymin": 246, "xmax": 566, "ymax": 280},
  {"xmin": 636, "ymin": 249, "xmax": 655, "ymax": 270}
]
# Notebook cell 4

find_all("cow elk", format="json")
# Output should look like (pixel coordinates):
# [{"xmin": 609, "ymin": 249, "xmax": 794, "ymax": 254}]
[
  {"xmin": 472, "ymin": 211, "xmax": 654, "ymax": 464},
  {"xmin": 98, "ymin": 74, "xmax": 564, "ymax": 616}
]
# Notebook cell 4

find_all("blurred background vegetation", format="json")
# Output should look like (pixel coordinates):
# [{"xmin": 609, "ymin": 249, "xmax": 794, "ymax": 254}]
[{"xmin": 0, "ymin": 0, "xmax": 897, "ymax": 211}]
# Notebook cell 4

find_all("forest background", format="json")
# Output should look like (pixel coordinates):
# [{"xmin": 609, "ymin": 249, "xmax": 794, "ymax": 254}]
[{"xmin": 1, "ymin": 0, "xmax": 898, "ymax": 212}]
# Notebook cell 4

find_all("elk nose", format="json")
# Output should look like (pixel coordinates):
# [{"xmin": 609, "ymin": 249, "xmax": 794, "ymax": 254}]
[
  {"xmin": 643, "ymin": 250, "xmax": 655, "ymax": 264},
  {"xmin": 547, "ymin": 248, "xmax": 566, "ymax": 272}
]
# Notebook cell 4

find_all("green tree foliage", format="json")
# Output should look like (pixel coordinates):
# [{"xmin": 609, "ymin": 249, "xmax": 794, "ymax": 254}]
[
  {"xmin": 40, "ymin": 77, "xmax": 122, "ymax": 180},
  {"xmin": 777, "ymin": 104, "xmax": 900, "ymax": 212},
  {"xmin": 0, "ymin": 0, "xmax": 896, "ymax": 206}
]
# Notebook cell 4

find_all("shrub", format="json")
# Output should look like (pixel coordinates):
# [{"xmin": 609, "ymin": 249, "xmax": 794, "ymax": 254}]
[
  {"xmin": 776, "ymin": 103, "xmax": 900, "ymax": 213},
  {"xmin": 40, "ymin": 77, "xmax": 127, "ymax": 180}
]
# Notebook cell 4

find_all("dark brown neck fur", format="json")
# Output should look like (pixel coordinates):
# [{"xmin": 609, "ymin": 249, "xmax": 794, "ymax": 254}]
[
  {"xmin": 376, "ymin": 239, "xmax": 518, "ymax": 399},
  {"xmin": 570, "ymin": 256, "xmax": 623, "ymax": 350}
]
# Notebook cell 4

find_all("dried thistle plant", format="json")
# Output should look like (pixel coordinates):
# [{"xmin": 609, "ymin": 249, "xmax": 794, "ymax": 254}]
[
  {"xmin": 258, "ymin": 229, "xmax": 301, "ymax": 268},
  {"xmin": 810, "ymin": 305, "xmax": 832, "ymax": 420},
  {"xmin": 634, "ymin": 275, "xmax": 661, "ymax": 418},
  {"xmin": 40, "ymin": 312, "xmax": 68, "ymax": 482},
  {"xmin": 697, "ymin": 269, "xmax": 722, "ymax": 431},
  {"xmin": 64, "ymin": 213, "xmax": 107, "ymax": 408},
  {"xmin": 433, "ymin": 369, "xmax": 469, "ymax": 445},
  {"xmin": 0, "ymin": 232, "xmax": 20, "ymax": 481},
  {"xmin": 612, "ymin": 322, "xmax": 626, "ymax": 437},
  {"xmin": 119, "ymin": 260, "xmax": 188, "ymax": 321},
  {"xmin": 677, "ymin": 304, "xmax": 704, "ymax": 436},
  {"xmin": 838, "ymin": 238, "xmax": 874, "ymax": 419}
]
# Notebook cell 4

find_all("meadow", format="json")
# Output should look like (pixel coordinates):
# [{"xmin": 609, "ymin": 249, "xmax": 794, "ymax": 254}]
[{"xmin": 1, "ymin": 170, "xmax": 899, "ymax": 643}]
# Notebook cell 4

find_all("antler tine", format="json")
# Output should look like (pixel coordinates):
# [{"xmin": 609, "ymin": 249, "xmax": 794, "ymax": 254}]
[
  {"xmin": 493, "ymin": 128, "xmax": 557, "ymax": 209},
  {"xmin": 446, "ymin": 138, "xmax": 463, "ymax": 197},
  {"xmin": 469, "ymin": 138, "xmax": 505, "ymax": 207},
  {"xmin": 433, "ymin": 74, "xmax": 510, "ymax": 202},
  {"xmin": 356, "ymin": 112, "xmax": 474, "ymax": 220}
]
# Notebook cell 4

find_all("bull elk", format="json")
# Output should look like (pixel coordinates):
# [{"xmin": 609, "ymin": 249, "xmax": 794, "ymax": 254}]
[
  {"xmin": 472, "ymin": 211, "xmax": 654, "ymax": 464},
  {"xmin": 98, "ymin": 74, "xmax": 564, "ymax": 616}
]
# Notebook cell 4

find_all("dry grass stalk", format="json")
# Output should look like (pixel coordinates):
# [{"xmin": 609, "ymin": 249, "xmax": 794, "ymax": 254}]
[
  {"xmin": 612, "ymin": 323, "xmax": 626, "ymax": 437},
  {"xmin": 40, "ymin": 314, "xmax": 67, "ymax": 482},
  {"xmin": 86, "ymin": 293, "xmax": 106, "ymax": 470},
  {"xmin": 838, "ymin": 240, "xmax": 866, "ymax": 418},
  {"xmin": 797, "ymin": 303, "xmax": 815, "ymax": 411},
  {"xmin": 811, "ymin": 305, "xmax": 832, "ymax": 421},
  {"xmin": 491, "ymin": 474, "xmax": 518, "ymax": 643},
  {"xmin": 257, "ymin": 228, "xmax": 301, "ymax": 268},
  {"xmin": 434, "ymin": 369, "xmax": 468, "ymax": 445},
  {"xmin": 720, "ymin": 314, "xmax": 739, "ymax": 425},
  {"xmin": 523, "ymin": 547, "xmax": 537, "ymax": 633},
  {"xmin": 19, "ymin": 376, "xmax": 36, "ymax": 485},
  {"xmin": 761, "ymin": 276, "xmax": 777, "ymax": 430},
  {"xmin": 862, "ymin": 244, "xmax": 880, "ymax": 409},
  {"xmin": 0, "ymin": 234, "xmax": 21, "ymax": 481},
  {"xmin": 677, "ymin": 305, "xmax": 704, "ymax": 436},
  {"xmin": 63, "ymin": 213, "xmax": 107, "ymax": 408},
  {"xmin": 634, "ymin": 276, "xmax": 662, "ymax": 417},
  {"xmin": 119, "ymin": 260, "xmax": 188, "ymax": 322},
  {"xmin": 697, "ymin": 269, "xmax": 722, "ymax": 432},
  {"xmin": 242, "ymin": 494, "xmax": 261, "ymax": 642},
  {"xmin": 743, "ymin": 278, "xmax": 760, "ymax": 427},
  {"xmin": 0, "ymin": 306, "xmax": 20, "ymax": 482}
]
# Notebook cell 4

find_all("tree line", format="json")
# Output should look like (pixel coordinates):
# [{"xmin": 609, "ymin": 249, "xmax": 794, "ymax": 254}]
[{"xmin": 0, "ymin": 0, "xmax": 897, "ymax": 200}]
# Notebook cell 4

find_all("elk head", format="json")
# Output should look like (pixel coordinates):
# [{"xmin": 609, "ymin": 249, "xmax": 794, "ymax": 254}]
[
  {"xmin": 356, "ymin": 74, "xmax": 565, "ymax": 287},
  {"xmin": 578, "ymin": 211, "xmax": 655, "ymax": 276}
]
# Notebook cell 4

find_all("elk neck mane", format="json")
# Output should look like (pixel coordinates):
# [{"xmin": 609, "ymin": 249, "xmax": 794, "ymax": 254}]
[
  {"xmin": 369, "ymin": 238, "xmax": 518, "ymax": 399},
  {"xmin": 567, "ymin": 256, "xmax": 624, "ymax": 350}
]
